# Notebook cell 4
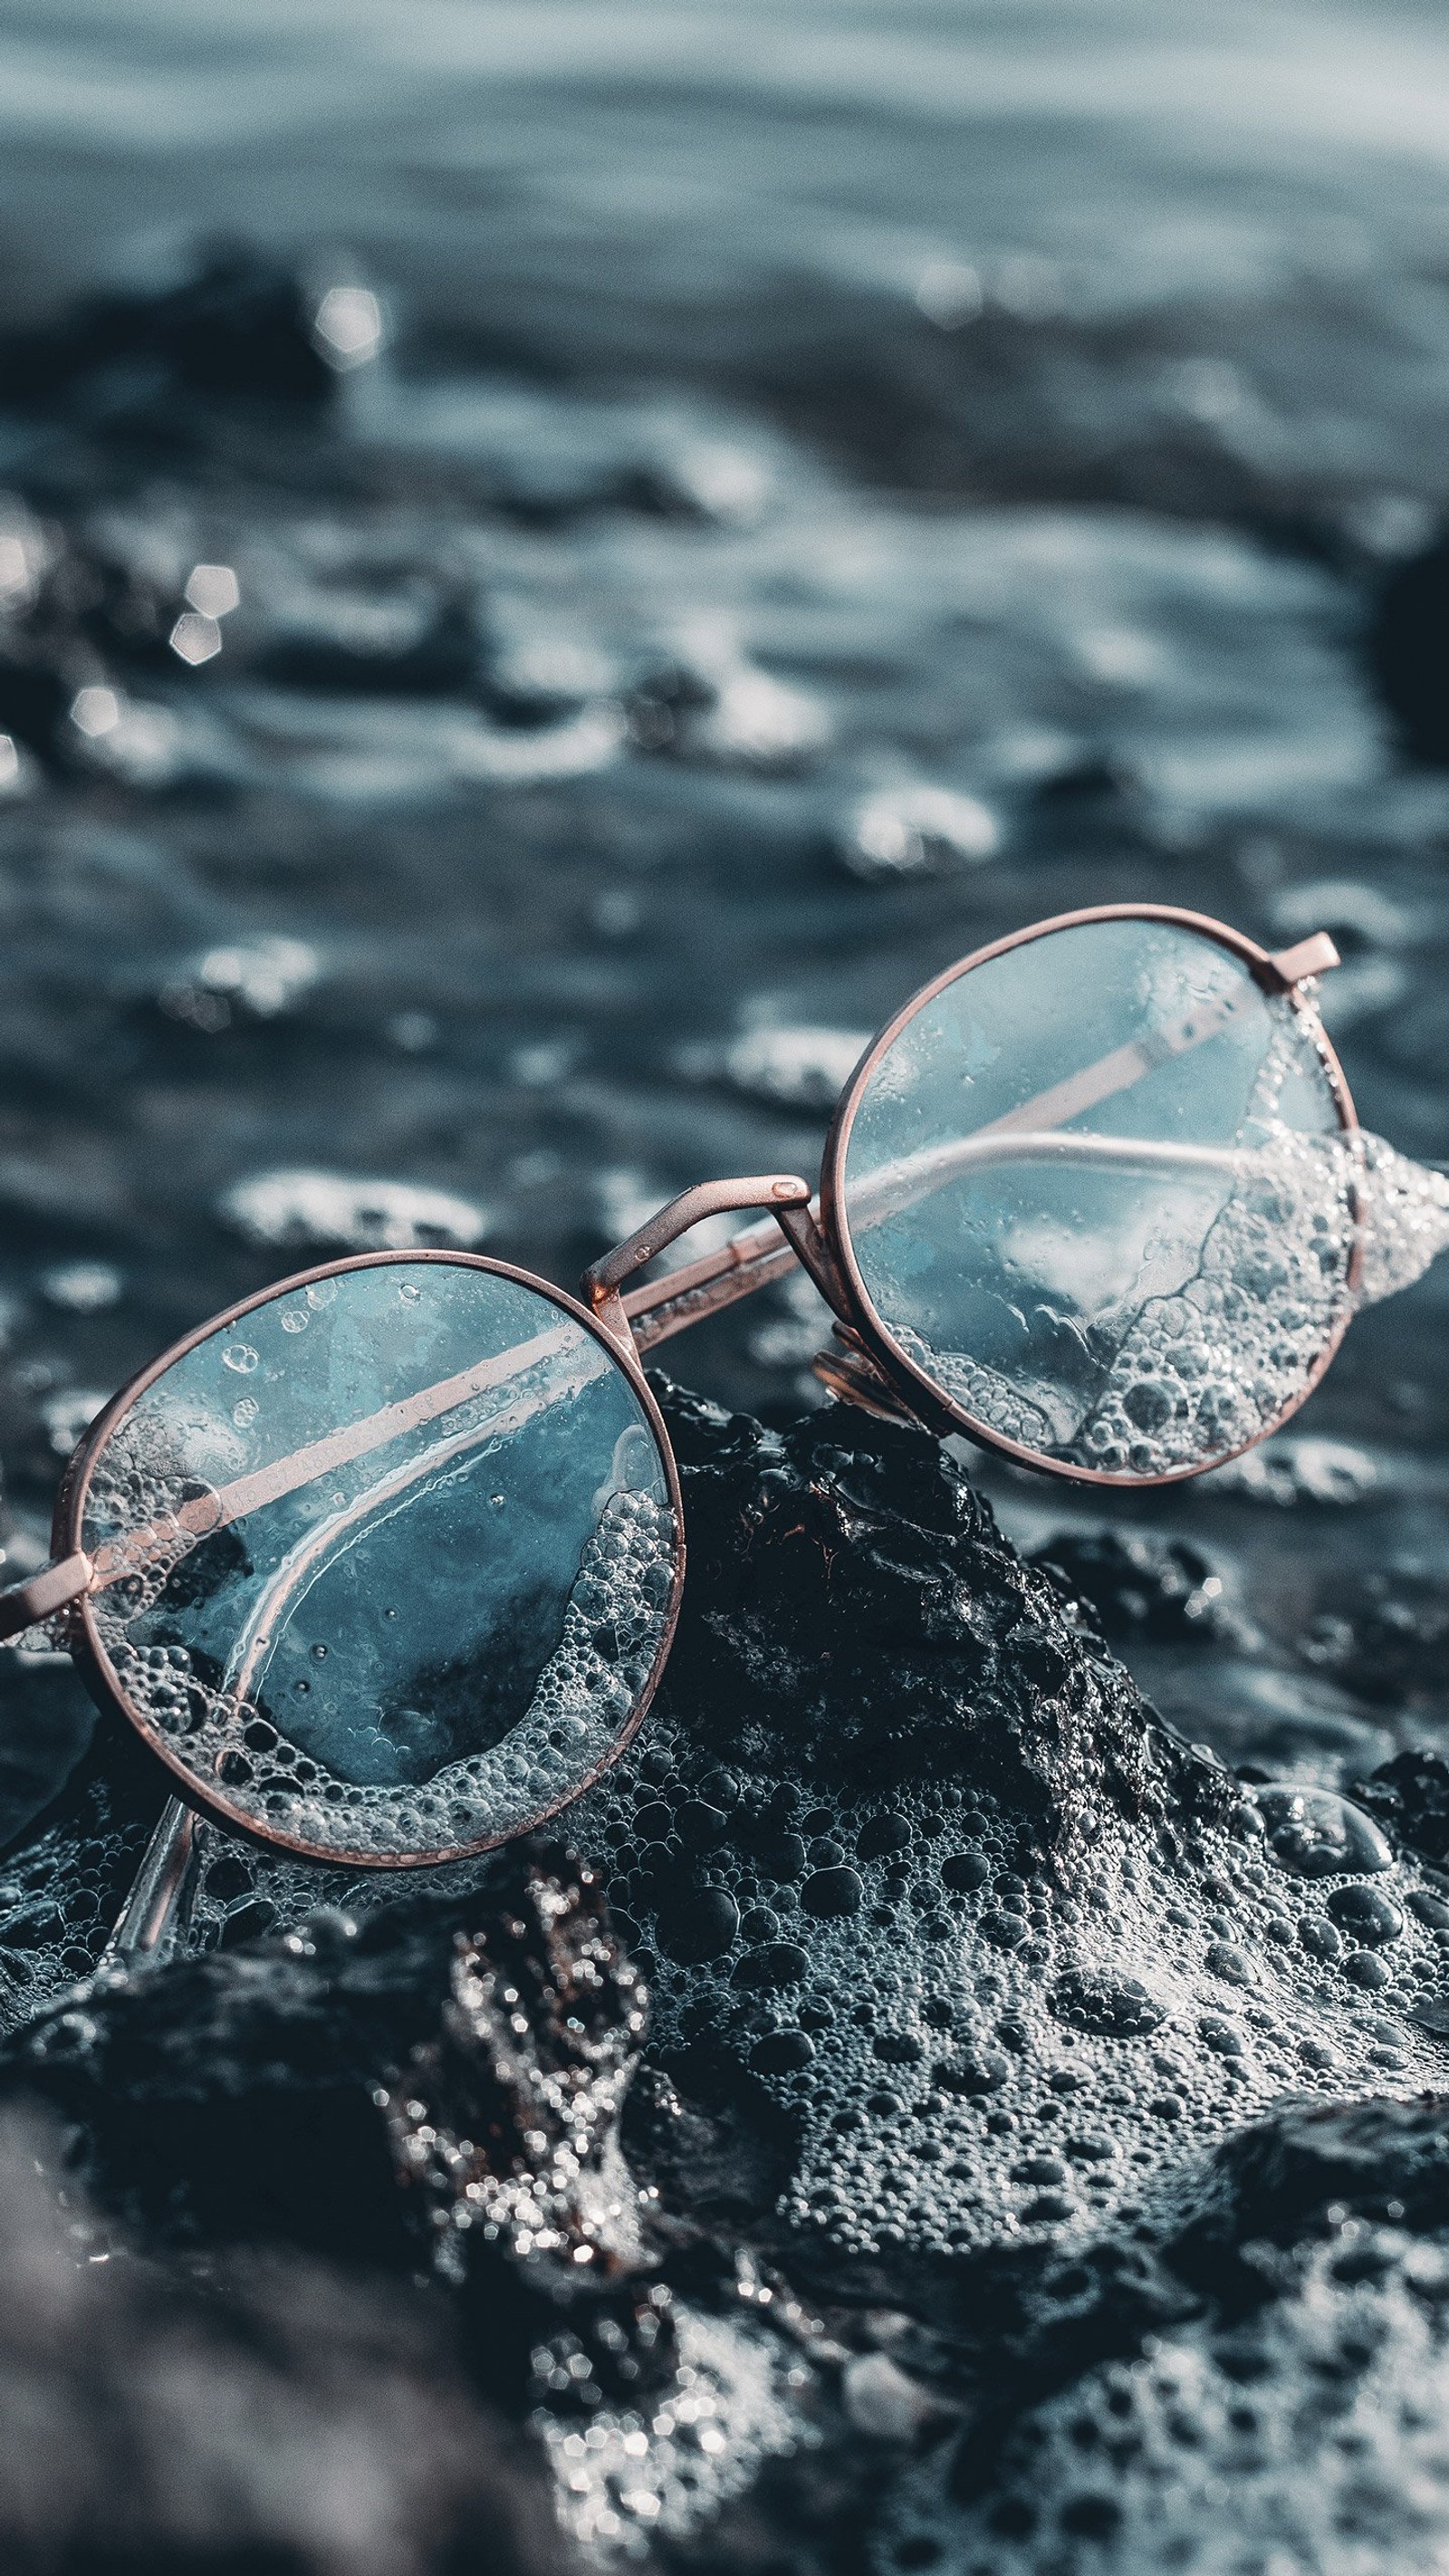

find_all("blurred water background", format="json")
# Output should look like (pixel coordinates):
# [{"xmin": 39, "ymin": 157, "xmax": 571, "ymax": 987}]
[{"xmin": 4, "ymin": 0, "xmax": 1449, "ymax": 1824}]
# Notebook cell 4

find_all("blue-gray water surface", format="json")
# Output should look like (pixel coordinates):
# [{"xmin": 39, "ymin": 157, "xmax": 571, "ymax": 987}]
[
  {"xmin": 6, "ymin": 14, "xmax": 1449, "ymax": 2574},
  {"xmin": 2, "ymin": 0, "xmax": 1449, "ymax": 1850}
]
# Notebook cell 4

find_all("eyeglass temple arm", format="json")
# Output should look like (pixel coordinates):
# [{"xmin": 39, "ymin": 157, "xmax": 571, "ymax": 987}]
[
  {"xmin": 582, "ymin": 1172, "xmax": 849, "ymax": 1350},
  {"xmin": 0, "ymin": 1550, "xmax": 93, "ymax": 1643},
  {"xmin": 102, "ymin": 1795, "xmax": 199, "ymax": 1966}
]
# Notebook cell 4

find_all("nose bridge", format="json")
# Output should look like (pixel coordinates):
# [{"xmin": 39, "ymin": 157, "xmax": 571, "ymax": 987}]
[{"xmin": 581, "ymin": 1173, "xmax": 812, "ymax": 1309}]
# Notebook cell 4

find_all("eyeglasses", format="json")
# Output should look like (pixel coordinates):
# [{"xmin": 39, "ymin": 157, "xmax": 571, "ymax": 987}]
[{"xmin": 0, "ymin": 902, "xmax": 1395, "ymax": 1957}]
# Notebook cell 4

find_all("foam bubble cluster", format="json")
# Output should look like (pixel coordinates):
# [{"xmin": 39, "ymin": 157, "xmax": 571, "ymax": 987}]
[
  {"xmin": 570, "ymin": 1744, "xmax": 1449, "ymax": 2272},
  {"xmin": 89, "ymin": 1472, "xmax": 676, "ymax": 1861},
  {"xmin": 863, "ymin": 985, "xmax": 1449, "ymax": 1479},
  {"xmin": 539, "ymin": 2307, "xmax": 806, "ymax": 2560},
  {"xmin": 1061, "ymin": 1120, "xmax": 1354, "ymax": 1475},
  {"xmin": 879, "ymin": 2207, "xmax": 1449, "ymax": 2575}
]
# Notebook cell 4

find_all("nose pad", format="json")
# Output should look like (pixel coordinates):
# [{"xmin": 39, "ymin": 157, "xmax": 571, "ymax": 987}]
[{"xmin": 811, "ymin": 1326, "xmax": 938, "ymax": 1431}]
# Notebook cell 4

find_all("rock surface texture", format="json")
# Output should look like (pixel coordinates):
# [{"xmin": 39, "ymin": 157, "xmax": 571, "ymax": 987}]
[{"xmin": 5, "ymin": 1384, "xmax": 1449, "ymax": 2571}]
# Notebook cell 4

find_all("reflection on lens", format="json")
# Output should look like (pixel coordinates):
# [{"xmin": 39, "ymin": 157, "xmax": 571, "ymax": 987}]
[
  {"xmin": 840, "ymin": 918, "xmax": 1352, "ymax": 1477},
  {"xmin": 80, "ymin": 1260, "xmax": 678, "ymax": 1858}
]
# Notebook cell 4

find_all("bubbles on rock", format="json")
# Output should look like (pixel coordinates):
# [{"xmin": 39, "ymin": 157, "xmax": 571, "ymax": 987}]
[
  {"xmin": 570, "ymin": 1677, "xmax": 1449, "ymax": 2273},
  {"xmin": 878, "ymin": 2196, "xmax": 1449, "ymax": 2576},
  {"xmin": 1253, "ymin": 1784, "xmax": 1393, "ymax": 1878},
  {"xmin": 1325, "ymin": 1882, "xmax": 1403, "ymax": 1946},
  {"xmin": 1051, "ymin": 1967, "xmax": 1166, "ymax": 2037},
  {"xmin": 538, "ymin": 2306, "xmax": 802, "ymax": 2559}
]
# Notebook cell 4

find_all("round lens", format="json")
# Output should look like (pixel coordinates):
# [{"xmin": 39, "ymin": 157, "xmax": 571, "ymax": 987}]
[
  {"xmin": 74, "ymin": 1259, "xmax": 679, "ymax": 1859},
  {"xmin": 836, "ymin": 916, "xmax": 1354, "ymax": 1479}
]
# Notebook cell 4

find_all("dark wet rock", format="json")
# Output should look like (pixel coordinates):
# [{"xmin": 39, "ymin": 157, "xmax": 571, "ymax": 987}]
[
  {"xmin": 908, "ymin": 2095, "xmax": 1449, "ymax": 2567},
  {"xmin": 377, "ymin": 1849, "xmax": 683, "ymax": 2417},
  {"xmin": 1031, "ymin": 1530, "xmax": 1231, "ymax": 1645},
  {"xmin": 0, "ymin": 1891, "xmax": 441, "ymax": 2260},
  {"xmin": 646, "ymin": 1380, "xmax": 1228, "ymax": 1843},
  {"xmin": 0, "ymin": 1836, "xmax": 648, "ymax": 2276},
  {"xmin": 1175, "ymin": 2093, "xmax": 1449, "ymax": 2274},
  {"xmin": 0, "ymin": 2108, "xmax": 555, "ymax": 2576},
  {"xmin": 0, "ymin": 1642, "xmax": 97, "ymax": 1850},
  {"xmin": 8, "ymin": 1386, "xmax": 1449, "ymax": 2562},
  {"xmin": 1135, "ymin": 1654, "xmax": 1395, "ymax": 1793},
  {"xmin": 1300, "ymin": 1567, "xmax": 1449, "ymax": 1711},
  {"xmin": 1363, "ymin": 1750, "xmax": 1449, "ymax": 1867},
  {"xmin": 0, "ymin": 1834, "xmax": 813, "ymax": 2552},
  {"xmin": 0, "ymin": 244, "xmax": 341, "ymax": 410},
  {"xmin": 1367, "ymin": 527, "xmax": 1449, "ymax": 765}
]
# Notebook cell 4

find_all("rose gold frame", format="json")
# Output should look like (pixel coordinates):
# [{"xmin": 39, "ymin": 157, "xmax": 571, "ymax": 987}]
[
  {"xmin": 819, "ymin": 902, "xmax": 1360, "ymax": 1486},
  {"xmin": 0, "ymin": 903, "xmax": 1358, "ymax": 1889},
  {"xmin": 48, "ymin": 1250, "xmax": 688, "ymax": 1868}
]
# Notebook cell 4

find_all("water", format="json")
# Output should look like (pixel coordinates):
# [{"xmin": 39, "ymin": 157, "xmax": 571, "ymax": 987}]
[
  {"xmin": 6, "ymin": 23, "xmax": 1449, "ymax": 2516},
  {"xmin": 0, "ymin": 0, "xmax": 1447, "ymax": 1850}
]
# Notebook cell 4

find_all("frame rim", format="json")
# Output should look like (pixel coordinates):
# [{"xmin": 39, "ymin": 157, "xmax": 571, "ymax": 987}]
[
  {"xmin": 818, "ymin": 900, "xmax": 1363, "ymax": 1489},
  {"xmin": 54, "ymin": 1248, "xmax": 686, "ymax": 1868}
]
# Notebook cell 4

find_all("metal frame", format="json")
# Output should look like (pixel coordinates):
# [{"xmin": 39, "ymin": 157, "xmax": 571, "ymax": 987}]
[
  {"xmin": 819, "ymin": 902, "xmax": 1359, "ymax": 1485},
  {"xmin": 49, "ymin": 1249, "xmax": 688, "ymax": 1868},
  {"xmin": 0, "ymin": 901, "xmax": 1359, "ymax": 1894}
]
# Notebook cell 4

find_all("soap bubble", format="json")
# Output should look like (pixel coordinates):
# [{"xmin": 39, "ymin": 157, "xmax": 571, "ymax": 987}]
[{"xmin": 1252, "ymin": 1784, "xmax": 1393, "ymax": 1879}]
